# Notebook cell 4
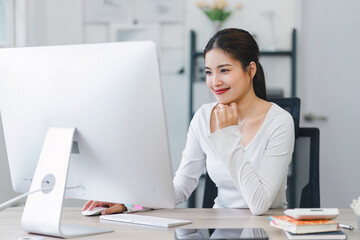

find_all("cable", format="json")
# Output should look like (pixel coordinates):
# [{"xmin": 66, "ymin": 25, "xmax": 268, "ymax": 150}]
[{"xmin": 0, "ymin": 185, "xmax": 81, "ymax": 212}]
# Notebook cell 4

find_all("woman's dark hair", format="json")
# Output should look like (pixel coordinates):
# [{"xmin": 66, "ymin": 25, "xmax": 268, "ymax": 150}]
[{"xmin": 204, "ymin": 28, "xmax": 266, "ymax": 100}]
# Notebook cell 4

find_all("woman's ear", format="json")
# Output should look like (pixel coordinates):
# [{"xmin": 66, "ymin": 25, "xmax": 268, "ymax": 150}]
[{"xmin": 247, "ymin": 61, "xmax": 257, "ymax": 80}]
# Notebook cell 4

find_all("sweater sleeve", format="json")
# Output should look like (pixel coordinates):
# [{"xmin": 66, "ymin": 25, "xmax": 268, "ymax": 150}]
[
  {"xmin": 173, "ymin": 112, "xmax": 206, "ymax": 204},
  {"xmin": 207, "ymin": 113, "xmax": 294, "ymax": 215}
]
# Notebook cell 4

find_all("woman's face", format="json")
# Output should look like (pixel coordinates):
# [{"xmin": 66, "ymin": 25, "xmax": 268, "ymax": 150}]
[{"xmin": 205, "ymin": 48, "xmax": 254, "ymax": 105}]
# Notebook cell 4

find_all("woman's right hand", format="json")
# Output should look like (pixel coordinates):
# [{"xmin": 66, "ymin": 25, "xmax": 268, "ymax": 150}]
[
  {"xmin": 82, "ymin": 200, "xmax": 127, "ymax": 215},
  {"xmin": 214, "ymin": 103, "xmax": 238, "ymax": 129}
]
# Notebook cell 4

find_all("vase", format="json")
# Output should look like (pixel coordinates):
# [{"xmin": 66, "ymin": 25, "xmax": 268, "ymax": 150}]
[{"xmin": 213, "ymin": 20, "xmax": 222, "ymax": 33}]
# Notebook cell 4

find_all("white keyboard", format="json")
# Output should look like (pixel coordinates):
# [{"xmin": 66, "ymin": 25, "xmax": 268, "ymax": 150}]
[{"xmin": 100, "ymin": 213, "xmax": 191, "ymax": 228}]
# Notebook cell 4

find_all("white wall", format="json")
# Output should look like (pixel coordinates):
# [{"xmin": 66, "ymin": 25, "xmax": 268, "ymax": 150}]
[
  {"xmin": 27, "ymin": 0, "xmax": 83, "ymax": 46},
  {"xmin": 296, "ymin": 0, "xmax": 360, "ymax": 207}
]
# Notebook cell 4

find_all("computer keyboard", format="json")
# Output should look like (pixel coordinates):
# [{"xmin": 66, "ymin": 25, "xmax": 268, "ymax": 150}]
[{"xmin": 100, "ymin": 213, "xmax": 192, "ymax": 228}]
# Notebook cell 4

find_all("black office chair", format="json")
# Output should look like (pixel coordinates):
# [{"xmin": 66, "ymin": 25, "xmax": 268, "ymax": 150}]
[
  {"xmin": 202, "ymin": 97, "xmax": 320, "ymax": 208},
  {"xmin": 296, "ymin": 127, "xmax": 320, "ymax": 208}
]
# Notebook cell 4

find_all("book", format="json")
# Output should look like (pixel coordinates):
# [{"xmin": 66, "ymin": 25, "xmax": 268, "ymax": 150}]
[
  {"xmin": 284, "ymin": 230, "xmax": 346, "ymax": 240},
  {"xmin": 268, "ymin": 215, "xmax": 339, "ymax": 234}
]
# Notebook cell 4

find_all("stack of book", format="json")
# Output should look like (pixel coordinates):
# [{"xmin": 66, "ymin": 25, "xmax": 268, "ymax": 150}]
[{"xmin": 268, "ymin": 215, "xmax": 346, "ymax": 239}]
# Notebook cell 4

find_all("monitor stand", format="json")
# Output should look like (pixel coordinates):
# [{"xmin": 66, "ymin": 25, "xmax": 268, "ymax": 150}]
[{"xmin": 21, "ymin": 127, "xmax": 112, "ymax": 238}]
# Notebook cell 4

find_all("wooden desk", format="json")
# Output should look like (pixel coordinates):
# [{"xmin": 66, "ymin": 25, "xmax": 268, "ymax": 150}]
[{"xmin": 0, "ymin": 208, "xmax": 358, "ymax": 239}]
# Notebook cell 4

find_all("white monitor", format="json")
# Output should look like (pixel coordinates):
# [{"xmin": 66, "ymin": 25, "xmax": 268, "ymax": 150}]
[{"xmin": 0, "ymin": 41, "xmax": 176, "ymax": 237}]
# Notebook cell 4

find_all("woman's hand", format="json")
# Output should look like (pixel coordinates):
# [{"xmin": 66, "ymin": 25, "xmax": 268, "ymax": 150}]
[
  {"xmin": 82, "ymin": 200, "xmax": 127, "ymax": 215},
  {"xmin": 214, "ymin": 103, "xmax": 238, "ymax": 129}
]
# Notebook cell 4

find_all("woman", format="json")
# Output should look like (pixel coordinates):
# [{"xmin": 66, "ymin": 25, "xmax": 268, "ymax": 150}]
[{"xmin": 83, "ymin": 28, "xmax": 294, "ymax": 215}]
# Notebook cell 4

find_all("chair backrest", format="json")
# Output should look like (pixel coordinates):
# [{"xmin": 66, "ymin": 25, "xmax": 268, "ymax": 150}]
[
  {"xmin": 202, "ymin": 172, "xmax": 217, "ymax": 208},
  {"xmin": 296, "ymin": 127, "xmax": 320, "ymax": 208},
  {"xmin": 269, "ymin": 97, "xmax": 300, "ymax": 138},
  {"xmin": 270, "ymin": 97, "xmax": 320, "ymax": 208},
  {"xmin": 202, "ymin": 97, "xmax": 320, "ymax": 208}
]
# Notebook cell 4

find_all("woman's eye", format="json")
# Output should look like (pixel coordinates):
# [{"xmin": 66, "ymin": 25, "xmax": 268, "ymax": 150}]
[
  {"xmin": 205, "ymin": 70, "xmax": 212, "ymax": 75},
  {"xmin": 220, "ymin": 69, "xmax": 228, "ymax": 73}
]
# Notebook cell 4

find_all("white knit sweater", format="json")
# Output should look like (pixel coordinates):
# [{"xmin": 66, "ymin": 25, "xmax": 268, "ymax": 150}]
[{"xmin": 173, "ymin": 102, "xmax": 295, "ymax": 215}]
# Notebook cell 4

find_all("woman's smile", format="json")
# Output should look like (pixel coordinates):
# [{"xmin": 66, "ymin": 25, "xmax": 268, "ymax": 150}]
[{"xmin": 214, "ymin": 88, "xmax": 230, "ymax": 95}]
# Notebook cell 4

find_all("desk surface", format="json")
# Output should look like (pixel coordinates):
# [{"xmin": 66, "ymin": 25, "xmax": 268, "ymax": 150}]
[{"xmin": 0, "ymin": 208, "xmax": 358, "ymax": 239}]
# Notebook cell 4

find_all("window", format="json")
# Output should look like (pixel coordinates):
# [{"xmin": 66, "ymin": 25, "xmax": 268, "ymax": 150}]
[{"xmin": 0, "ymin": 0, "xmax": 14, "ymax": 47}]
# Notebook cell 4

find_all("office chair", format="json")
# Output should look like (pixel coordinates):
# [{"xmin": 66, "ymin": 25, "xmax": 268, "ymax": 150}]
[
  {"xmin": 202, "ymin": 97, "xmax": 320, "ymax": 209},
  {"xmin": 296, "ymin": 127, "xmax": 320, "ymax": 208}
]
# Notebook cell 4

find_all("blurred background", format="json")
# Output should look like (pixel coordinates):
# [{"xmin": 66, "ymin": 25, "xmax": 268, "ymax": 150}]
[{"xmin": 0, "ymin": 0, "xmax": 359, "ymax": 209}]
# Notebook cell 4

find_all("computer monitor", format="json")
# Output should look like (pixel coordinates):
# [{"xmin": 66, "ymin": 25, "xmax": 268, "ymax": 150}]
[{"xmin": 0, "ymin": 41, "xmax": 176, "ymax": 237}]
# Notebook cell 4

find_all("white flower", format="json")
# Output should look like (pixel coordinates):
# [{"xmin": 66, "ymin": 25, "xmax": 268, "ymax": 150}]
[{"xmin": 350, "ymin": 196, "xmax": 360, "ymax": 216}]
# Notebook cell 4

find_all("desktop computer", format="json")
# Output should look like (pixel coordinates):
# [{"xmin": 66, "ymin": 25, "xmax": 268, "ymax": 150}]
[{"xmin": 0, "ymin": 41, "xmax": 176, "ymax": 237}]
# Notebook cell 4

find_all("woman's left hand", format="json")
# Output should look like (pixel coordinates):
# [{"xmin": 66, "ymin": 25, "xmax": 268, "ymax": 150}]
[{"xmin": 214, "ymin": 103, "xmax": 238, "ymax": 129}]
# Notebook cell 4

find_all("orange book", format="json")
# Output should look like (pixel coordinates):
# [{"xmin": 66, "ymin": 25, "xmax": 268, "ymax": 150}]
[{"xmin": 269, "ymin": 215, "xmax": 339, "ymax": 234}]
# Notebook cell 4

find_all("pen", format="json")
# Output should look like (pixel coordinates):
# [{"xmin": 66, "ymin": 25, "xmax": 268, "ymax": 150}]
[{"xmin": 339, "ymin": 223, "xmax": 354, "ymax": 230}]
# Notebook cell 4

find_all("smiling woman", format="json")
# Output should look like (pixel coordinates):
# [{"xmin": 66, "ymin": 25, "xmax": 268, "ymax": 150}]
[{"xmin": 172, "ymin": 28, "xmax": 295, "ymax": 215}]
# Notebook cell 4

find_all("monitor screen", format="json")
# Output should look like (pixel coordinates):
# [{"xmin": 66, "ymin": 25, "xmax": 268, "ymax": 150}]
[{"xmin": 0, "ymin": 41, "xmax": 176, "ymax": 209}]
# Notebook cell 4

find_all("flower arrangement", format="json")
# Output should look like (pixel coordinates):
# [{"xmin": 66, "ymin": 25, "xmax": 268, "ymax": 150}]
[
  {"xmin": 197, "ymin": 0, "xmax": 243, "ymax": 32},
  {"xmin": 351, "ymin": 196, "xmax": 360, "ymax": 216}
]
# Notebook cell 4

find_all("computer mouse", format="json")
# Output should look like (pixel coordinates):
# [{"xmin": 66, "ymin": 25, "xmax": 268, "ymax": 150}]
[{"xmin": 81, "ymin": 207, "xmax": 107, "ymax": 216}]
